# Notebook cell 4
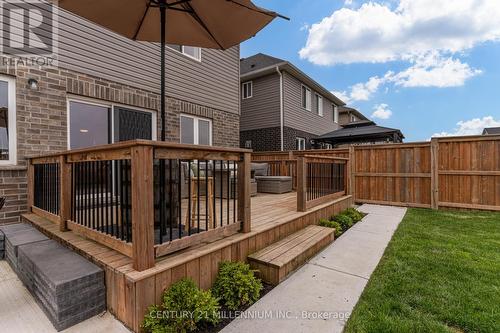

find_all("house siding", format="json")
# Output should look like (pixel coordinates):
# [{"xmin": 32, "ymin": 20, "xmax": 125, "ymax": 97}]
[
  {"xmin": 339, "ymin": 112, "xmax": 360, "ymax": 125},
  {"xmin": 240, "ymin": 73, "xmax": 281, "ymax": 131},
  {"xmin": 0, "ymin": 61, "xmax": 239, "ymax": 225},
  {"xmin": 282, "ymin": 71, "xmax": 340, "ymax": 135},
  {"xmin": 1, "ymin": 1, "xmax": 240, "ymax": 114}
]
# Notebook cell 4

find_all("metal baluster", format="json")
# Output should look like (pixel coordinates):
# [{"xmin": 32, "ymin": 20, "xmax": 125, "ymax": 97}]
[
  {"xmin": 197, "ymin": 160, "xmax": 200, "ymax": 233},
  {"xmin": 177, "ymin": 159, "xmax": 182, "ymax": 241},
  {"xmin": 168, "ymin": 159, "xmax": 173, "ymax": 243},
  {"xmin": 233, "ymin": 161, "xmax": 236, "ymax": 224},
  {"xmin": 187, "ymin": 161, "xmax": 192, "ymax": 236}
]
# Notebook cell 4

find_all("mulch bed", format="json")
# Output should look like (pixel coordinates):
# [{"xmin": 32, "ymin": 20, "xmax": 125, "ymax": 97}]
[{"xmin": 196, "ymin": 282, "xmax": 274, "ymax": 333}]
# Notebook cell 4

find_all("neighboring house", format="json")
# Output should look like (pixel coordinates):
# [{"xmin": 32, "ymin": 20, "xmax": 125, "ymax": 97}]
[
  {"xmin": 0, "ymin": 3, "xmax": 240, "ymax": 224},
  {"xmin": 239, "ymin": 53, "xmax": 345, "ymax": 151},
  {"xmin": 338, "ymin": 106, "xmax": 369, "ymax": 125},
  {"xmin": 482, "ymin": 127, "xmax": 500, "ymax": 135},
  {"xmin": 316, "ymin": 120, "xmax": 404, "ymax": 147}
]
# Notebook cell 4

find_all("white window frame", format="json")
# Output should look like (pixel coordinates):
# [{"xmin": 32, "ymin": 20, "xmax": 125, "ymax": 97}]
[
  {"xmin": 180, "ymin": 114, "xmax": 212, "ymax": 146},
  {"xmin": 296, "ymin": 137, "xmax": 306, "ymax": 151},
  {"xmin": 0, "ymin": 75, "xmax": 17, "ymax": 166},
  {"xmin": 316, "ymin": 94, "xmax": 323, "ymax": 116},
  {"xmin": 301, "ymin": 85, "xmax": 311, "ymax": 111},
  {"xmin": 242, "ymin": 81, "xmax": 252, "ymax": 99},
  {"xmin": 333, "ymin": 105, "xmax": 339, "ymax": 123},
  {"xmin": 167, "ymin": 45, "xmax": 202, "ymax": 62},
  {"xmin": 351, "ymin": 114, "xmax": 356, "ymax": 122},
  {"xmin": 66, "ymin": 95, "xmax": 157, "ymax": 150}
]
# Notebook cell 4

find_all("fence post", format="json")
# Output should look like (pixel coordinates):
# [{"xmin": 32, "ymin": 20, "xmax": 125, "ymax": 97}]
[
  {"xmin": 131, "ymin": 145, "xmax": 155, "ymax": 271},
  {"xmin": 348, "ymin": 146, "xmax": 355, "ymax": 197},
  {"xmin": 430, "ymin": 138, "xmax": 439, "ymax": 209},
  {"xmin": 297, "ymin": 156, "xmax": 307, "ymax": 212},
  {"xmin": 238, "ymin": 152, "xmax": 251, "ymax": 233},
  {"xmin": 27, "ymin": 159, "xmax": 34, "ymax": 212},
  {"xmin": 59, "ymin": 155, "xmax": 72, "ymax": 232}
]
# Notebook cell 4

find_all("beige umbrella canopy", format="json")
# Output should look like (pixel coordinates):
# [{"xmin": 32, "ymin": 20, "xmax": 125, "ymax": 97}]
[
  {"xmin": 59, "ymin": 0, "xmax": 286, "ymax": 49},
  {"xmin": 58, "ymin": 0, "xmax": 288, "ymax": 140}
]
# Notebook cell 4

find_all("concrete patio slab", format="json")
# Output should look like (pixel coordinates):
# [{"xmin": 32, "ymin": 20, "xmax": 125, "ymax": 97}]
[{"xmin": 222, "ymin": 204, "xmax": 407, "ymax": 333}]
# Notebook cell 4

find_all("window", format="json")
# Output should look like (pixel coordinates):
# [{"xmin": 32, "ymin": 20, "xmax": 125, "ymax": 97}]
[
  {"xmin": 68, "ymin": 98, "xmax": 156, "ymax": 149},
  {"xmin": 296, "ymin": 137, "xmax": 306, "ymax": 150},
  {"xmin": 0, "ymin": 75, "xmax": 16, "ymax": 165},
  {"xmin": 180, "ymin": 114, "xmax": 212, "ymax": 145},
  {"xmin": 69, "ymin": 101, "xmax": 110, "ymax": 149},
  {"xmin": 324, "ymin": 143, "xmax": 333, "ymax": 149},
  {"xmin": 244, "ymin": 140, "xmax": 252, "ymax": 149},
  {"xmin": 242, "ymin": 81, "xmax": 252, "ymax": 99},
  {"xmin": 315, "ymin": 94, "xmax": 323, "ymax": 116},
  {"xmin": 351, "ymin": 115, "xmax": 356, "ymax": 122},
  {"xmin": 333, "ymin": 105, "xmax": 339, "ymax": 123},
  {"xmin": 301, "ymin": 85, "xmax": 311, "ymax": 111},
  {"xmin": 167, "ymin": 44, "xmax": 201, "ymax": 61}
]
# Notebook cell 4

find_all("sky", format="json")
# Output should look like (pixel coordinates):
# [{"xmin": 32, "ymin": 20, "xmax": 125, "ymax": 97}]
[{"xmin": 241, "ymin": 0, "xmax": 500, "ymax": 142}]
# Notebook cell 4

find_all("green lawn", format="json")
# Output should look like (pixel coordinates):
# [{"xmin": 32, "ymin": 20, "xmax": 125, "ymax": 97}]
[{"xmin": 345, "ymin": 208, "xmax": 500, "ymax": 333}]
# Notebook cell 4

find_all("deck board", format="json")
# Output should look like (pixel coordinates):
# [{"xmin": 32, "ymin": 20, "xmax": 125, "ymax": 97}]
[{"xmin": 22, "ymin": 192, "xmax": 353, "ymax": 332}]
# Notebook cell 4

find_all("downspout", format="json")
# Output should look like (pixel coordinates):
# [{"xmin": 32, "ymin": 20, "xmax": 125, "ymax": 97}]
[{"xmin": 276, "ymin": 66, "xmax": 284, "ymax": 151}]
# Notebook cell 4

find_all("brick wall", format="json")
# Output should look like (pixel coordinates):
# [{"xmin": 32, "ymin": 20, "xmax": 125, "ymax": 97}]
[
  {"xmin": 240, "ymin": 127, "xmax": 281, "ymax": 151},
  {"xmin": 240, "ymin": 126, "xmax": 316, "ymax": 151},
  {"xmin": 283, "ymin": 127, "xmax": 316, "ymax": 151},
  {"xmin": 0, "ymin": 61, "xmax": 239, "ymax": 224}
]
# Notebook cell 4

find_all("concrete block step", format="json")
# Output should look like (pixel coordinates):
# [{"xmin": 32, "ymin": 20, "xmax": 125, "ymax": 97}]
[
  {"xmin": 248, "ymin": 225, "xmax": 334, "ymax": 285},
  {"xmin": 1, "ymin": 224, "xmax": 106, "ymax": 331}
]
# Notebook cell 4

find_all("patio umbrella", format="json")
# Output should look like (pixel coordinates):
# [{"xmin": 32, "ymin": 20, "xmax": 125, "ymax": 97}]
[{"xmin": 58, "ymin": 0, "xmax": 288, "ymax": 141}]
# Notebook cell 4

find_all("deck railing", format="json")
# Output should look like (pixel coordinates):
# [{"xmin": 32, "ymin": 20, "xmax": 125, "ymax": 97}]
[
  {"xmin": 28, "ymin": 140, "xmax": 252, "ymax": 271},
  {"xmin": 296, "ymin": 155, "xmax": 348, "ymax": 212}
]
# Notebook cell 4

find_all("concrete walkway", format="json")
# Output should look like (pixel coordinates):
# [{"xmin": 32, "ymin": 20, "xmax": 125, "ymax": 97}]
[
  {"xmin": 0, "ymin": 260, "xmax": 130, "ymax": 333},
  {"xmin": 221, "ymin": 204, "xmax": 407, "ymax": 333}
]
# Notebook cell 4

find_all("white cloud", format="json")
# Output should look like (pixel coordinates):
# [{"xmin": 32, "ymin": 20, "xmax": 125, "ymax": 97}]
[
  {"xmin": 432, "ymin": 116, "xmax": 500, "ymax": 137},
  {"xmin": 371, "ymin": 103, "xmax": 393, "ymax": 119},
  {"xmin": 332, "ymin": 53, "xmax": 481, "ymax": 102},
  {"xmin": 390, "ymin": 52, "xmax": 482, "ymax": 87},
  {"xmin": 331, "ymin": 90, "xmax": 351, "ymax": 104},
  {"xmin": 350, "ymin": 75, "xmax": 388, "ymax": 101},
  {"xmin": 299, "ymin": 0, "xmax": 500, "ymax": 65},
  {"xmin": 300, "ymin": 23, "xmax": 310, "ymax": 32}
]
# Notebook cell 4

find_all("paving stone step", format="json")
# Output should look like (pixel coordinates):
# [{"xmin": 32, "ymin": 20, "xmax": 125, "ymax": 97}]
[{"xmin": 1, "ymin": 223, "xmax": 106, "ymax": 331}]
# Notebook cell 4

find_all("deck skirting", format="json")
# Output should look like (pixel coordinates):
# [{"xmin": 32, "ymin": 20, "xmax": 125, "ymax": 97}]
[{"xmin": 23, "ymin": 194, "xmax": 353, "ymax": 332}]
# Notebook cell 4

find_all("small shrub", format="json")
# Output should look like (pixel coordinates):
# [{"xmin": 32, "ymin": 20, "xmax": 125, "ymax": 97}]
[
  {"xmin": 335, "ymin": 214, "xmax": 353, "ymax": 230},
  {"xmin": 142, "ymin": 278, "xmax": 219, "ymax": 333},
  {"xmin": 319, "ymin": 219, "xmax": 343, "ymax": 237},
  {"xmin": 344, "ymin": 208, "xmax": 364, "ymax": 223},
  {"xmin": 213, "ymin": 261, "xmax": 263, "ymax": 311}
]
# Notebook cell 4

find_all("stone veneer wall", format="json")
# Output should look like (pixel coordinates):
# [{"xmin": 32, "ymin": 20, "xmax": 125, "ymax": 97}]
[
  {"xmin": 0, "ymin": 62, "xmax": 239, "ymax": 224},
  {"xmin": 240, "ymin": 126, "xmax": 317, "ymax": 152}
]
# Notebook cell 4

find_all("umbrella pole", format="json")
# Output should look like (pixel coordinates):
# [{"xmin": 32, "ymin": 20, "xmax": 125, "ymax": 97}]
[
  {"xmin": 160, "ymin": 0, "xmax": 166, "ymax": 141},
  {"xmin": 159, "ymin": 0, "xmax": 167, "ymax": 239}
]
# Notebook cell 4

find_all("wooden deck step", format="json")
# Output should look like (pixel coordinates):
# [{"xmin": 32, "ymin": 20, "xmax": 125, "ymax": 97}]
[{"xmin": 248, "ymin": 225, "xmax": 334, "ymax": 285}]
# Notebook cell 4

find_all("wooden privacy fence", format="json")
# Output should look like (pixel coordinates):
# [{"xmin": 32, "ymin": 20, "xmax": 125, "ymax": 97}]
[
  {"xmin": 252, "ymin": 135, "xmax": 500, "ymax": 211},
  {"xmin": 28, "ymin": 140, "xmax": 252, "ymax": 271}
]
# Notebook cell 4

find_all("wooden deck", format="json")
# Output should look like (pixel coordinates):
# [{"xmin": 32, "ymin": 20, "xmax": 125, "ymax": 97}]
[{"xmin": 23, "ymin": 192, "xmax": 353, "ymax": 332}]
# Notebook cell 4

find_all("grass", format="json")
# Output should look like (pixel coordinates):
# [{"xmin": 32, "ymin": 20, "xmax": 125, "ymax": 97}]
[{"xmin": 345, "ymin": 208, "xmax": 500, "ymax": 333}]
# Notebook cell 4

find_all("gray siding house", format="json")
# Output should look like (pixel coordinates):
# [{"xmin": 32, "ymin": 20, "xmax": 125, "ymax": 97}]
[
  {"xmin": 0, "ymin": 2, "xmax": 240, "ymax": 224},
  {"xmin": 240, "ymin": 53, "xmax": 345, "ymax": 151},
  {"xmin": 338, "ymin": 106, "xmax": 369, "ymax": 125}
]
